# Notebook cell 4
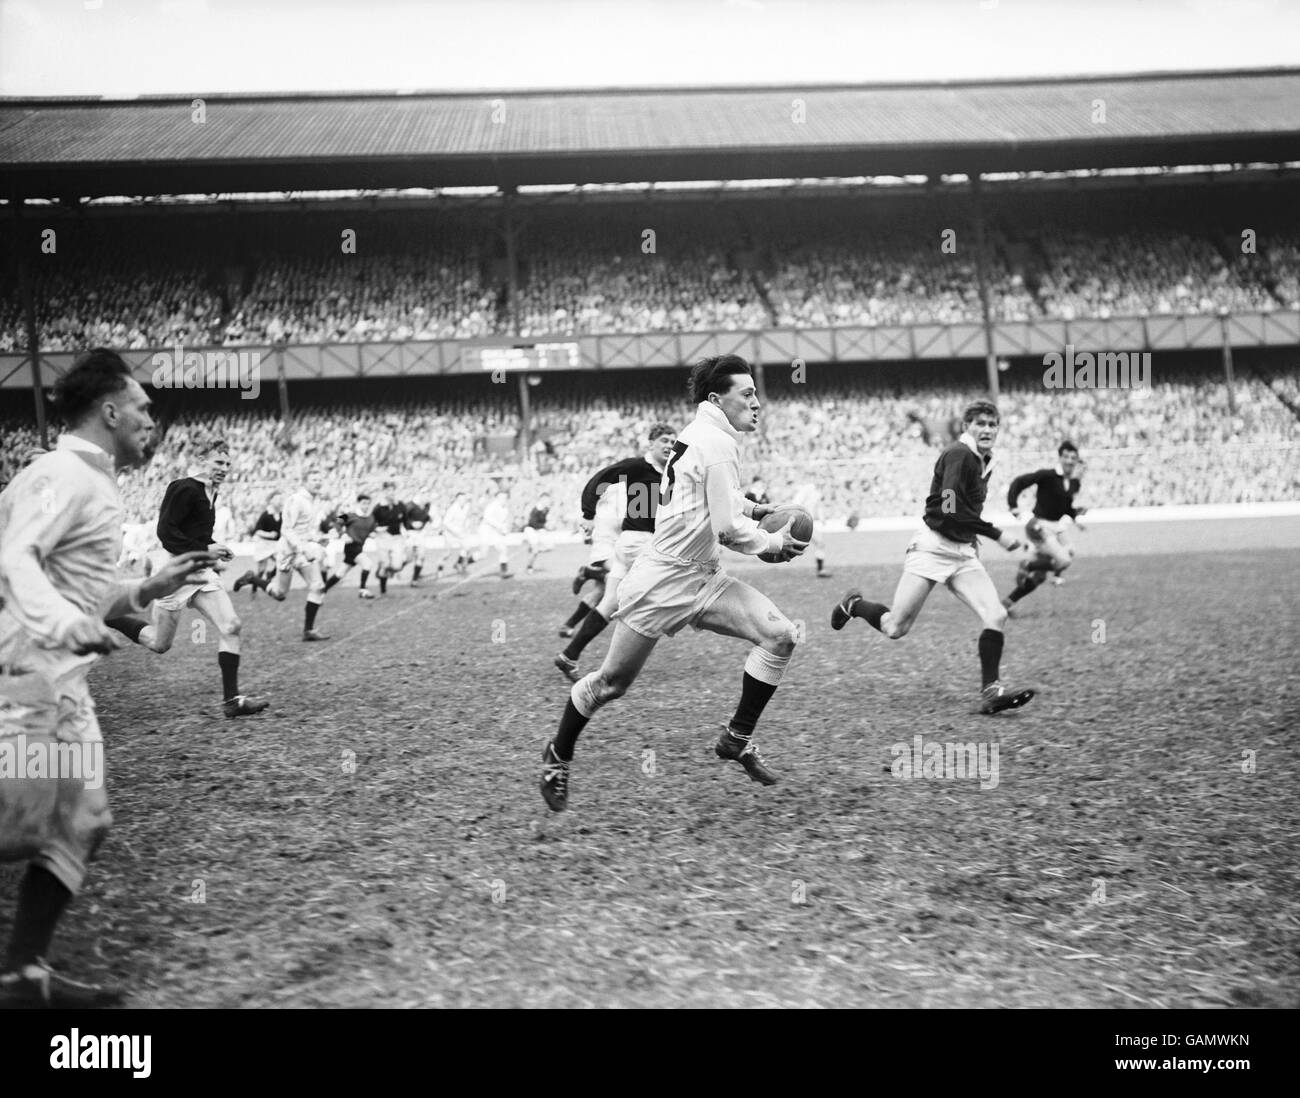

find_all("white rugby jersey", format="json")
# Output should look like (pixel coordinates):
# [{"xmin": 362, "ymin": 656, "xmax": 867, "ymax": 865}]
[
  {"xmin": 443, "ymin": 498, "xmax": 470, "ymax": 537},
  {"xmin": 0, "ymin": 435, "xmax": 144, "ymax": 679},
  {"xmin": 652, "ymin": 401, "xmax": 783, "ymax": 564},
  {"xmin": 481, "ymin": 497, "xmax": 511, "ymax": 536},
  {"xmin": 280, "ymin": 487, "xmax": 325, "ymax": 549}
]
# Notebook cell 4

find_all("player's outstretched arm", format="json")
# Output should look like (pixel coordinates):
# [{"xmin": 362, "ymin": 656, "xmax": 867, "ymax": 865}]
[
  {"xmin": 1006, "ymin": 469, "xmax": 1041, "ymax": 511},
  {"xmin": 995, "ymin": 530, "xmax": 1024, "ymax": 553},
  {"xmin": 132, "ymin": 550, "xmax": 222, "ymax": 608}
]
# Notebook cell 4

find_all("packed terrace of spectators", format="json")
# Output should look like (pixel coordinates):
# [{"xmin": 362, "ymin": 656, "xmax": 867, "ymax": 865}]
[
  {"xmin": 3, "ymin": 188, "xmax": 1297, "ymax": 352},
  {"xmin": 3, "ymin": 363, "xmax": 1296, "ymax": 534}
]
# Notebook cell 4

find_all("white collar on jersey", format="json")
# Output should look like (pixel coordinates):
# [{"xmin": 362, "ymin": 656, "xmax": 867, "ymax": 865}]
[
  {"xmin": 57, "ymin": 432, "xmax": 115, "ymax": 476},
  {"xmin": 697, "ymin": 400, "xmax": 744, "ymax": 441},
  {"xmin": 959, "ymin": 431, "xmax": 996, "ymax": 479},
  {"xmin": 186, "ymin": 468, "xmax": 216, "ymax": 492}
]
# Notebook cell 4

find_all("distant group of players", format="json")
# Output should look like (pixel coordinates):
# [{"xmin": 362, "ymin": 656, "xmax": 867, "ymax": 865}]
[{"xmin": 0, "ymin": 346, "xmax": 1090, "ymax": 1005}]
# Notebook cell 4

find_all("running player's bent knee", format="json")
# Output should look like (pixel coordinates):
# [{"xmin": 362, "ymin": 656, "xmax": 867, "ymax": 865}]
[
  {"xmin": 987, "ymin": 605, "xmax": 1009, "ymax": 631},
  {"xmin": 571, "ymin": 670, "xmax": 625, "ymax": 715},
  {"xmin": 760, "ymin": 619, "xmax": 798, "ymax": 658},
  {"xmin": 881, "ymin": 612, "xmax": 910, "ymax": 640},
  {"xmin": 225, "ymin": 616, "xmax": 242, "ymax": 638}
]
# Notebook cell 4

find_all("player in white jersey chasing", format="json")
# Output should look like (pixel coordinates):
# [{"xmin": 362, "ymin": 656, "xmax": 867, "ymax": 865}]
[
  {"xmin": 540, "ymin": 355, "xmax": 807, "ymax": 812},
  {"xmin": 558, "ymin": 478, "xmax": 621, "ymax": 637},
  {"xmin": 234, "ymin": 471, "xmax": 331, "ymax": 640}
]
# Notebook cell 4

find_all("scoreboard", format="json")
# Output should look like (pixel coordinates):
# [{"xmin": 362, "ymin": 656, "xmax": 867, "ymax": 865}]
[{"xmin": 464, "ymin": 342, "xmax": 580, "ymax": 373}]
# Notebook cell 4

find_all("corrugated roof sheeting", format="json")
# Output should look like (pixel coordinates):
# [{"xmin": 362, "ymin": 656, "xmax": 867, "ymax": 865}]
[{"xmin": 2, "ymin": 72, "xmax": 1297, "ymax": 165}]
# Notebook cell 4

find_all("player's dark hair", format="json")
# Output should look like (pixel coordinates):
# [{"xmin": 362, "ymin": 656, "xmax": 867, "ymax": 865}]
[
  {"xmin": 689, "ymin": 354, "xmax": 753, "ymax": 405},
  {"xmin": 962, "ymin": 399, "xmax": 1000, "ymax": 426},
  {"xmin": 357, "ymin": 492, "xmax": 372, "ymax": 502},
  {"xmin": 1058, "ymin": 440, "xmax": 1079, "ymax": 455},
  {"xmin": 200, "ymin": 439, "xmax": 230, "ymax": 457},
  {"xmin": 647, "ymin": 422, "xmax": 675, "ymax": 441},
  {"xmin": 52, "ymin": 347, "xmax": 132, "ymax": 426}
]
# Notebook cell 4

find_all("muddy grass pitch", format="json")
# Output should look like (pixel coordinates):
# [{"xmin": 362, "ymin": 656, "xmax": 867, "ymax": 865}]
[{"xmin": 3, "ymin": 520, "xmax": 1297, "ymax": 1007}]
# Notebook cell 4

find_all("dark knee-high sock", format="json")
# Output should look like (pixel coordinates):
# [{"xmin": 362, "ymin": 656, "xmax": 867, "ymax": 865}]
[
  {"xmin": 1007, "ymin": 572, "xmax": 1046, "ymax": 604},
  {"xmin": 359, "ymin": 570, "xmax": 370, "ymax": 590},
  {"xmin": 6, "ymin": 865, "xmax": 72, "ymax": 969},
  {"xmin": 323, "ymin": 574, "xmax": 342, "ymax": 592},
  {"xmin": 305, "ymin": 601, "xmax": 320, "ymax": 631},
  {"xmin": 978, "ymin": 628, "xmax": 1004, "ymax": 687},
  {"xmin": 412, "ymin": 564, "xmax": 423, "ymax": 580},
  {"xmin": 218, "ymin": 651, "xmax": 240, "ymax": 700},
  {"xmin": 554, "ymin": 701, "xmax": 589, "ymax": 761},
  {"xmin": 563, "ymin": 611, "xmax": 608, "ymax": 660},
  {"xmin": 378, "ymin": 574, "xmax": 388, "ymax": 595},
  {"xmin": 816, "ymin": 555, "xmax": 825, "ymax": 574},
  {"xmin": 105, "ymin": 617, "xmax": 147, "ymax": 643},
  {"xmin": 851, "ymin": 600, "xmax": 889, "ymax": 631},
  {"xmin": 729, "ymin": 673, "xmax": 779, "ymax": 738},
  {"xmin": 564, "ymin": 601, "xmax": 593, "ymax": 629}
]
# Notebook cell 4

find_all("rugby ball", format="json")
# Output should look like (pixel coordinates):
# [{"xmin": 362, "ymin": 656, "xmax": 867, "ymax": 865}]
[{"xmin": 756, "ymin": 506, "xmax": 814, "ymax": 563}]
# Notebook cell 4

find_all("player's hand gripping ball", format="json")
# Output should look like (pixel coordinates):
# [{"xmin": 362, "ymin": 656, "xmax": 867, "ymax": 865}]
[{"xmin": 757, "ymin": 506, "xmax": 814, "ymax": 563}]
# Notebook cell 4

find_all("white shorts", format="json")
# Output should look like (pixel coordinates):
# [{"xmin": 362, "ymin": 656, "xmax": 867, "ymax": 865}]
[
  {"xmin": 0, "ymin": 668, "xmax": 108, "ymax": 895},
  {"xmin": 608, "ymin": 529, "xmax": 652, "ymax": 582},
  {"xmin": 902, "ymin": 527, "xmax": 986, "ymax": 584},
  {"xmin": 477, "ymin": 525, "xmax": 508, "ymax": 555},
  {"xmin": 613, "ymin": 550, "xmax": 736, "ymax": 640},
  {"xmin": 277, "ymin": 541, "xmax": 324, "ymax": 572},
  {"xmin": 590, "ymin": 511, "xmax": 622, "ymax": 565},
  {"xmin": 372, "ymin": 530, "xmax": 406, "ymax": 559},
  {"xmin": 251, "ymin": 539, "xmax": 280, "ymax": 563},
  {"xmin": 152, "ymin": 558, "xmax": 224, "ymax": 611}
]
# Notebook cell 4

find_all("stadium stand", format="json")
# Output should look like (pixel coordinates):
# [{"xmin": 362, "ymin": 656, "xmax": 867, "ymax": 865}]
[{"xmin": 5, "ymin": 360, "xmax": 1296, "ymax": 533}]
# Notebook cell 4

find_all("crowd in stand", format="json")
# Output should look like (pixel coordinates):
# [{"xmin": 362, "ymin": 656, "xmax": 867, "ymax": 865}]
[
  {"xmin": 4, "ymin": 200, "xmax": 1298, "ymax": 352},
  {"xmin": 4, "ymin": 365, "xmax": 1296, "ymax": 537}
]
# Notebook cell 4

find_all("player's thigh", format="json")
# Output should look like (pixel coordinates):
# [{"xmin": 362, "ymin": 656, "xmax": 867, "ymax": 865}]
[
  {"xmin": 595, "ymin": 579, "xmax": 621, "ymax": 616},
  {"xmin": 1041, "ymin": 531, "xmax": 1072, "ymax": 569},
  {"xmin": 888, "ymin": 571, "xmax": 936, "ymax": 630},
  {"xmin": 697, "ymin": 578, "xmax": 795, "ymax": 648},
  {"xmin": 595, "ymin": 620, "xmax": 659, "ymax": 690},
  {"xmin": 149, "ymin": 603, "xmax": 184, "ymax": 651},
  {"xmin": 946, "ymin": 565, "xmax": 1006, "ymax": 627},
  {"xmin": 192, "ymin": 587, "xmax": 240, "ymax": 635}
]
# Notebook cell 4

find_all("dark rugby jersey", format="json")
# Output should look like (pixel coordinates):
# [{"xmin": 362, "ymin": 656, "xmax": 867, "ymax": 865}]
[
  {"xmin": 252, "ymin": 509, "xmax": 282, "ymax": 540},
  {"xmin": 404, "ymin": 502, "xmax": 431, "ymax": 530},
  {"xmin": 338, "ymin": 511, "xmax": 377, "ymax": 544},
  {"xmin": 922, "ymin": 441, "xmax": 1003, "ymax": 545},
  {"xmin": 1006, "ymin": 467, "xmax": 1081, "ymax": 522},
  {"xmin": 372, "ymin": 502, "xmax": 407, "ymax": 536},
  {"xmin": 157, "ymin": 477, "xmax": 217, "ymax": 555},
  {"xmin": 580, "ymin": 456, "xmax": 663, "ymax": 534}
]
